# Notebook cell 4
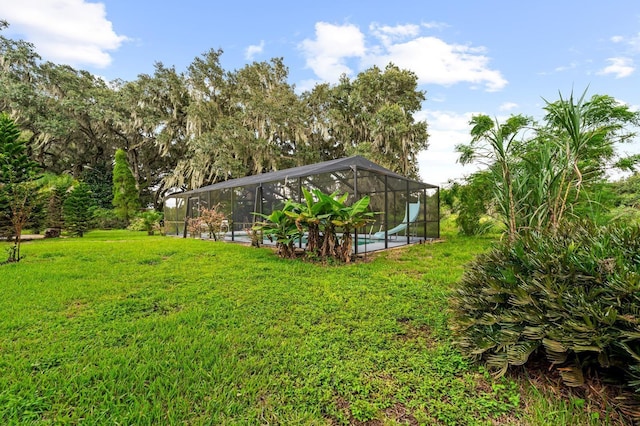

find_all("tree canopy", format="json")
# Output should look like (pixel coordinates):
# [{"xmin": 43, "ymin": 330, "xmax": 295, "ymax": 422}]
[{"xmin": 0, "ymin": 24, "xmax": 430, "ymax": 209}]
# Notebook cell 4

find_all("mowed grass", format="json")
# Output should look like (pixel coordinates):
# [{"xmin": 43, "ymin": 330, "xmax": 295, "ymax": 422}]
[{"xmin": 0, "ymin": 230, "xmax": 613, "ymax": 425}]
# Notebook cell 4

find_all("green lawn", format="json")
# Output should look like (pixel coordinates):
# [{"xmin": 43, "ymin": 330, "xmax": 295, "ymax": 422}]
[{"xmin": 0, "ymin": 230, "xmax": 616, "ymax": 424}]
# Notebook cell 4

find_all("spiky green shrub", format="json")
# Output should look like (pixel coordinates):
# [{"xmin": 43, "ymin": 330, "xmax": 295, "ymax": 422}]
[{"xmin": 451, "ymin": 222, "xmax": 640, "ymax": 391}]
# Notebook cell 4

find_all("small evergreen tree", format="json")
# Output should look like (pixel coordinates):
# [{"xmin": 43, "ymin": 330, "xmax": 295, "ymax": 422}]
[
  {"xmin": 82, "ymin": 162, "xmax": 113, "ymax": 209},
  {"xmin": 26, "ymin": 190, "xmax": 47, "ymax": 234},
  {"xmin": 63, "ymin": 182, "xmax": 93, "ymax": 237},
  {"xmin": 0, "ymin": 113, "xmax": 40, "ymax": 261},
  {"xmin": 46, "ymin": 185, "xmax": 66, "ymax": 229},
  {"xmin": 112, "ymin": 149, "xmax": 139, "ymax": 223},
  {"xmin": 37, "ymin": 173, "xmax": 75, "ymax": 236}
]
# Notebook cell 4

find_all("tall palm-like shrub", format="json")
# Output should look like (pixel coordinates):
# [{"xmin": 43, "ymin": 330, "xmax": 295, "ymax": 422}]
[
  {"xmin": 534, "ymin": 91, "xmax": 640, "ymax": 231},
  {"xmin": 457, "ymin": 89, "xmax": 639, "ymax": 237},
  {"xmin": 457, "ymin": 114, "xmax": 530, "ymax": 241}
]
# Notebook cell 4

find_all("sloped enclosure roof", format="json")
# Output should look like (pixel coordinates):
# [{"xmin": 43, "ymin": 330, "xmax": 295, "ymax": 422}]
[{"xmin": 178, "ymin": 156, "xmax": 437, "ymax": 196}]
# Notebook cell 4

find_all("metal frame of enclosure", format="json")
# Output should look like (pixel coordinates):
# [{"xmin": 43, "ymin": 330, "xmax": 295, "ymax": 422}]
[{"xmin": 163, "ymin": 156, "xmax": 439, "ymax": 253}]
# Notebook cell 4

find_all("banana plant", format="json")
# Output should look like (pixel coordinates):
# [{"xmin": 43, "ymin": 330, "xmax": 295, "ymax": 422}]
[
  {"xmin": 252, "ymin": 200, "xmax": 302, "ymax": 258},
  {"xmin": 283, "ymin": 188, "xmax": 330, "ymax": 255},
  {"xmin": 330, "ymin": 195, "xmax": 377, "ymax": 263},
  {"xmin": 314, "ymin": 190, "xmax": 348, "ymax": 259}
]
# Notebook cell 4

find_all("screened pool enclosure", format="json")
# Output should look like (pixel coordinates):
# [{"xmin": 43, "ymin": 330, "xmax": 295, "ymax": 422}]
[{"xmin": 163, "ymin": 156, "xmax": 439, "ymax": 253}]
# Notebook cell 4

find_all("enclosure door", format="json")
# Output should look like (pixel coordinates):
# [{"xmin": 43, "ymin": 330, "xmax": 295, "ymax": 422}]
[{"xmin": 188, "ymin": 197, "xmax": 200, "ymax": 218}]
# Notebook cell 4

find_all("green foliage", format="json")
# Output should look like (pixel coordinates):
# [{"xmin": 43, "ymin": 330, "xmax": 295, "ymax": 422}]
[
  {"xmin": 451, "ymin": 88, "xmax": 640, "ymax": 421},
  {"xmin": 253, "ymin": 188, "xmax": 376, "ymax": 262},
  {"xmin": 457, "ymin": 114, "xmax": 531, "ymax": 240},
  {"xmin": 127, "ymin": 211, "xmax": 163, "ymax": 234},
  {"xmin": 614, "ymin": 173, "xmax": 640, "ymax": 206},
  {"xmin": 451, "ymin": 222, "xmax": 640, "ymax": 394},
  {"xmin": 0, "ymin": 113, "xmax": 38, "ymax": 185},
  {"xmin": 336, "ymin": 64, "xmax": 429, "ymax": 178},
  {"xmin": 138, "ymin": 210, "xmax": 163, "ymax": 235},
  {"xmin": 456, "ymin": 89, "xmax": 640, "ymax": 238},
  {"xmin": 25, "ymin": 186, "xmax": 47, "ymax": 234},
  {"xmin": 112, "ymin": 149, "xmax": 139, "ymax": 223},
  {"xmin": 328, "ymin": 192, "xmax": 376, "ymax": 263},
  {"xmin": 253, "ymin": 200, "xmax": 303, "ymax": 258},
  {"xmin": 284, "ymin": 188, "xmax": 328, "ymax": 254},
  {"xmin": 81, "ymin": 163, "xmax": 114, "ymax": 209},
  {"xmin": 451, "ymin": 172, "xmax": 495, "ymax": 236},
  {"xmin": 611, "ymin": 172, "xmax": 640, "ymax": 221},
  {"xmin": 90, "ymin": 207, "xmax": 126, "ymax": 229},
  {"xmin": 63, "ymin": 182, "xmax": 93, "ymax": 237},
  {"xmin": 37, "ymin": 173, "xmax": 75, "ymax": 230},
  {"xmin": 0, "ymin": 113, "xmax": 40, "ymax": 261}
]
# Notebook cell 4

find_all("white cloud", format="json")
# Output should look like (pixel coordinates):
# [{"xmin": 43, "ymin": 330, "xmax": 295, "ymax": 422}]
[
  {"xmin": 554, "ymin": 61, "xmax": 578, "ymax": 72},
  {"xmin": 0, "ymin": 0, "xmax": 128, "ymax": 68},
  {"xmin": 598, "ymin": 57, "xmax": 635, "ymax": 78},
  {"xmin": 608, "ymin": 32, "xmax": 640, "ymax": 53},
  {"xmin": 299, "ymin": 22, "xmax": 366, "ymax": 82},
  {"xmin": 629, "ymin": 33, "xmax": 640, "ymax": 52},
  {"xmin": 415, "ymin": 110, "xmax": 482, "ymax": 185},
  {"xmin": 299, "ymin": 22, "xmax": 507, "ymax": 92},
  {"xmin": 245, "ymin": 40, "xmax": 265, "ymax": 61},
  {"xmin": 371, "ymin": 36, "xmax": 507, "ymax": 91},
  {"xmin": 499, "ymin": 102, "xmax": 518, "ymax": 112},
  {"xmin": 295, "ymin": 78, "xmax": 323, "ymax": 94},
  {"xmin": 370, "ymin": 22, "xmax": 420, "ymax": 47},
  {"xmin": 421, "ymin": 21, "xmax": 449, "ymax": 30}
]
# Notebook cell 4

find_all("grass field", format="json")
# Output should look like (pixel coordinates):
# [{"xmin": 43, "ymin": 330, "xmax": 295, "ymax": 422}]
[{"xmin": 0, "ymin": 229, "xmax": 621, "ymax": 424}]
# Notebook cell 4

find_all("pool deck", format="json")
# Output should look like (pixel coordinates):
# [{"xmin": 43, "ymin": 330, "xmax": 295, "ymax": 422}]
[{"xmin": 210, "ymin": 231, "xmax": 429, "ymax": 253}]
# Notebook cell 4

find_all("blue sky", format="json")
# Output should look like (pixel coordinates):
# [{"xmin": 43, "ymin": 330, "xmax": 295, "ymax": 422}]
[{"xmin": 1, "ymin": 0, "xmax": 640, "ymax": 185}]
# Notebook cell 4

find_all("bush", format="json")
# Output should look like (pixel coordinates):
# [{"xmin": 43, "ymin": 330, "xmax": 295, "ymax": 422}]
[
  {"xmin": 198, "ymin": 205, "xmax": 226, "ymax": 240},
  {"xmin": 91, "ymin": 207, "xmax": 127, "ymax": 229},
  {"xmin": 126, "ymin": 216, "xmax": 145, "ymax": 231},
  {"xmin": 451, "ymin": 222, "xmax": 640, "ymax": 392},
  {"xmin": 252, "ymin": 188, "xmax": 376, "ymax": 263},
  {"xmin": 454, "ymin": 172, "xmax": 494, "ymax": 236},
  {"xmin": 139, "ymin": 210, "xmax": 163, "ymax": 235}
]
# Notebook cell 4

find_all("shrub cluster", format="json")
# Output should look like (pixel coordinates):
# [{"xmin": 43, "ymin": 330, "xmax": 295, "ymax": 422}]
[
  {"xmin": 185, "ymin": 205, "xmax": 226, "ymax": 240},
  {"xmin": 451, "ymin": 222, "xmax": 640, "ymax": 392},
  {"xmin": 90, "ymin": 207, "xmax": 127, "ymax": 229},
  {"xmin": 127, "ymin": 210, "xmax": 163, "ymax": 235},
  {"xmin": 253, "ymin": 188, "xmax": 376, "ymax": 263}
]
